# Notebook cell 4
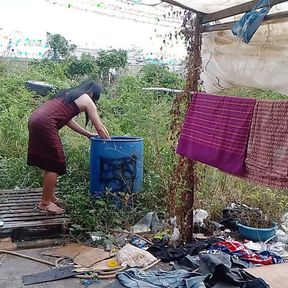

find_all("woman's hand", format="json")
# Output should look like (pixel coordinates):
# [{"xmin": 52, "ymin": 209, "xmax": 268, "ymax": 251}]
[
  {"xmin": 96, "ymin": 124, "xmax": 110, "ymax": 139},
  {"xmin": 86, "ymin": 132, "xmax": 98, "ymax": 140}
]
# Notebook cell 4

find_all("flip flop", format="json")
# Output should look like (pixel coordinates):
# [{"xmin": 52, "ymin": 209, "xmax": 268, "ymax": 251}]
[
  {"xmin": 51, "ymin": 197, "xmax": 63, "ymax": 206},
  {"xmin": 36, "ymin": 202, "xmax": 65, "ymax": 215}
]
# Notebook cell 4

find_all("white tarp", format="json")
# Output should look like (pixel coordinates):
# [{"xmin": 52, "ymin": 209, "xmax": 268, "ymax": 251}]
[
  {"xmin": 201, "ymin": 20, "xmax": 288, "ymax": 95},
  {"xmin": 164, "ymin": 1, "xmax": 288, "ymax": 95},
  {"xmin": 169, "ymin": 0, "xmax": 288, "ymax": 14}
]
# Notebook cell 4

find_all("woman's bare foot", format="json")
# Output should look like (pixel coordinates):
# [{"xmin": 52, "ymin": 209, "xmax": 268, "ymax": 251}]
[{"xmin": 37, "ymin": 202, "xmax": 65, "ymax": 215}]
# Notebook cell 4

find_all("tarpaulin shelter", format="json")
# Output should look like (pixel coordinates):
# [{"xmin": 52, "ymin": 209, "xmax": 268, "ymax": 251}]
[
  {"xmin": 162, "ymin": 0, "xmax": 288, "ymax": 95},
  {"xmin": 159, "ymin": 0, "xmax": 288, "ymax": 241}
]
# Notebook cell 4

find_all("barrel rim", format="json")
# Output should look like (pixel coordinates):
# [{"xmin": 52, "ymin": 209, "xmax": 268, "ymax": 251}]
[{"xmin": 91, "ymin": 136, "xmax": 143, "ymax": 142}]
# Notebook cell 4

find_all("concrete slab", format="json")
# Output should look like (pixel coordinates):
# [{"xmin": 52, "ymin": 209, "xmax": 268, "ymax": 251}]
[{"xmin": 0, "ymin": 247, "xmax": 115, "ymax": 288}]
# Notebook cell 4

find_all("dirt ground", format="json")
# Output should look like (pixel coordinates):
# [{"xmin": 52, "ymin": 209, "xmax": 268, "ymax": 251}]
[{"xmin": 0, "ymin": 247, "xmax": 116, "ymax": 288}]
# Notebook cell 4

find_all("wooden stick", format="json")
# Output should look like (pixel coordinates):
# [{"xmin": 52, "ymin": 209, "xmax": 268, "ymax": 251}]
[
  {"xmin": 202, "ymin": 0, "xmax": 288, "ymax": 24},
  {"xmin": 75, "ymin": 260, "xmax": 161, "ymax": 279},
  {"xmin": 0, "ymin": 250, "xmax": 55, "ymax": 266},
  {"xmin": 141, "ymin": 259, "xmax": 161, "ymax": 271},
  {"xmin": 202, "ymin": 10, "xmax": 288, "ymax": 33}
]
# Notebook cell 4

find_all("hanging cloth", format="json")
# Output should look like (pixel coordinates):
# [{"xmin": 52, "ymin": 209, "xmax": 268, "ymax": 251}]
[
  {"xmin": 231, "ymin": 0, "xmax": 271, "ymax": 44},
  {"xmin": 176, "ymin": 93, "xmax": 256, "ymax": 176},
  {"xmin": 244, "ymin": 100, "xmax": 288, "ymax": 189}
]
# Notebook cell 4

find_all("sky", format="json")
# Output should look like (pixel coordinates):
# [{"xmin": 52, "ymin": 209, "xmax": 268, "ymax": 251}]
[{"xmin": 0, "ymin": 0, "xmax": 186, "ymax": 59}]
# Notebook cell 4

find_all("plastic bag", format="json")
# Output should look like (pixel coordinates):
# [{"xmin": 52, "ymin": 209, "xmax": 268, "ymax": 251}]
[{"xmin": 231, "ymin": 0, "xmax": 271, "ymax": 43}]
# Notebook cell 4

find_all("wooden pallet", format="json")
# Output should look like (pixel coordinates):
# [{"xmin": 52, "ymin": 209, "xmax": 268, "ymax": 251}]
[{"xmin": 0, "ymin": 188, "xmax": 71, "ymax": 240}]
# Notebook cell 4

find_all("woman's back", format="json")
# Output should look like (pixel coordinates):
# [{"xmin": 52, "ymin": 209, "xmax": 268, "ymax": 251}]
[{"xmin": 29, "ymin": 98, "xmax": 80, "ymax": 131}]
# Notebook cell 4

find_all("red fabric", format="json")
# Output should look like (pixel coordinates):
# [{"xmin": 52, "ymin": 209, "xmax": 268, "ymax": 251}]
[
  {"xmin": 210, "ymin": 241, "xmax": 273, "ymax": 265},
  {"xmin": 244, "ymin": 100, "xmax": 288, "ymax": 189},
  {"xmin": 27, "ymin": 98, "xmax": 80, "ymax": 175}
]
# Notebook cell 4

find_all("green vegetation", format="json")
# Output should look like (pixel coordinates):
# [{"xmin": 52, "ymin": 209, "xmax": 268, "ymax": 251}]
[
  {"xmin": 1, "ymin": 54, "xmax": 288, "ymax": 237},
  {"xmin": 46, "ymin": 32, "xmax": 77, "ymax": 60},
  {"xmin": 0, "ymin": 58, "xmax": 183, "ymax": 234}
]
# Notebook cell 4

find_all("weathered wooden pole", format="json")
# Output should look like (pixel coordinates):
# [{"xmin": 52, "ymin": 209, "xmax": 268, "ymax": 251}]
[
  {"xmin": 168, "ymin": 12, "xmax": 202, "ymax": 243},
  {"xmin": 181, "ymin": 14, "xmax": 202, "ymax": 242}
]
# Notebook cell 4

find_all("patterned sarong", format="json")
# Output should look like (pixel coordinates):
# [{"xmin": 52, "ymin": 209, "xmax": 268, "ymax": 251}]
[{"xmin": 176, "ymin": 93, "xmax": 256, "ymax": 175}]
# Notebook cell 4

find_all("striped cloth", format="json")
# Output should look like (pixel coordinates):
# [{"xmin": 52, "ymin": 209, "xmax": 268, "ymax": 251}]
[
  {"xmin": 176, "ymin": 93, "xmax": 256, "ymax": 175},
  {"xmin": 27, "ymin": 98, "xmax": 80, "ymax": 175},
  {"xmin": 244, "ymin": 100, "xmax": 288, "ymax": 189}
]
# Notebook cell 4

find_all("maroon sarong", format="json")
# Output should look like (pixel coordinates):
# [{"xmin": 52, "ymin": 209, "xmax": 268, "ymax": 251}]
[
  {"xmin": 176, "ymin": 93, "xmax": 256, "ymax": 175},
  {"xmin": 27, "ymin": 98, "xmax": 80, "ymax": 175},
  {"xmin": 244, "ymin": 100, "xmax": 288, "ymax": 189}
]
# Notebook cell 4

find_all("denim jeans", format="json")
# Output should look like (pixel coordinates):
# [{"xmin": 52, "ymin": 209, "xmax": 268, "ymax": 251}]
[{"xmin": 117, "ymin": 268, "xmax": 207, "ymax": 288}]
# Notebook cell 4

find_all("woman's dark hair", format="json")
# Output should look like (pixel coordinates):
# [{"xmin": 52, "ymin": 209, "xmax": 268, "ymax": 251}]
[{"xmin": 54, "ymin": 80, "xmax": 102, "ymax": 126}]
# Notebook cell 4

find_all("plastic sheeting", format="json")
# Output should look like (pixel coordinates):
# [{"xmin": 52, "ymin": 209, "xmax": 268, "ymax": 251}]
[
  {"xmin": 201, "ymin": 20, "xmax": 288, "ymax": 95},
  {"xmin": 169, "ymin": 0, "xmax": 287, "ymax": 14},
  {"xmin": 169, "ymin": 1, "xmax": 288, "ymax": 95}
]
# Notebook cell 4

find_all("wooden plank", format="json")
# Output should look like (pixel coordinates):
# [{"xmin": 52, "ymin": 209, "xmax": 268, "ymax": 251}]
[
  {"xmin": 0, "ymin": 208, "xmax": 43, "ymax": 214},
  {"xmin": 0, "ymin": 194, "xmax": 41, "ymax": 200},
  {"xmin": 0, "ymin": 203, "xmax": 36, "ymax": 208},
  {"xmin": 202, "ymin": 10, "xmax": 288, "ymax": 32},
  {"xmin": 1, "ymin": 190, "xmax": 42, "ymax": 195},
  {"xmin": 1, "ymin": 197, "xmax": 41, "ymax": 202},
  {"xmin": 0, "ymin": 199, "xmax": 42, "ymax": 204},
  {"xmin": 3, "ymin": 218, "xmax": 71, "ymax": 229},
  {"xmin": 0, "ymin": 188, "xmax": 42, "ymax": 193},
  {"xmin": 201, "ymin": 0, "xmax": 288, "ymax": 24},
  {"xmin": 0, "ymin": 189, "xmax": 70, "ymax": 239},
  {"xmin": 0, "ymin": 188, "xmax": 42, "ymax": 194},
  {"xmin": 0, "ymin": 192, "xmax": 42, "ymax": 196},
  {"xmin": 3, "ymin": 215, "xmax": 65, "ymax": 222},
  {"xmin": 1, "ymin": 212, "xmax": 62, "ymax": 218}
]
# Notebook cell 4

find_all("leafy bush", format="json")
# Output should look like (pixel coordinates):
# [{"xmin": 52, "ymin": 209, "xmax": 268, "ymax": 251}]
[
  {"xmin": 65, "ymin": 54, "xmax": 100, "ymax": 80},
  {"xmin": 139, "ymin": 64, "xmax": 184, "ymax": 88}
]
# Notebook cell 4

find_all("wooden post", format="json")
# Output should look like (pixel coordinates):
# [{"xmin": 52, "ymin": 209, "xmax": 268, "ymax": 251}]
[{"xmin": 182, "ymin": 14, "xmax": 202, "ymax": 242}]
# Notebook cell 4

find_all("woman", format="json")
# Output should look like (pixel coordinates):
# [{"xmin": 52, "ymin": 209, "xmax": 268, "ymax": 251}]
[{"xmin": 27, "ymin": 80, "xmax": 110, "ymax": 214}]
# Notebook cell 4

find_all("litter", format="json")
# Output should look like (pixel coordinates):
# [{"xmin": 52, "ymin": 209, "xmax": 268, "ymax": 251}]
[
  {"xmin": 130, "ymin": 236, "xmax": 148, "ymax": 250},
  {"xmin": 117, "ymin": 243, "xmax": 157, "ymax": 268},
  {"xmin": 22, "ymin": 265, "xmax": 77, "ymax": 285},
  {"xmin": 74, "ymin": 247, "xmax": 113, "ymax": 268},
  {"xmin": 41, "ymin": 243, "xmax": 91, "ymax": 259},
  {"xmin": 194, "ymin": 209, "xmax": 209, "ymax": 227},
  {"xmin": 75, "ymin": 257, "xmax": 121, "ymax": 273},
  {"xmin": 130, "ymin": 212, "xmax": 163, "ymax": 234}
]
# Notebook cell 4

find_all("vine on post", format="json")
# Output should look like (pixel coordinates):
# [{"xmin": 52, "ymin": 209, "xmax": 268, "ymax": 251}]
[{"xmin": 168, "ymin": 12, "xmax": 202, "ymax": 242}]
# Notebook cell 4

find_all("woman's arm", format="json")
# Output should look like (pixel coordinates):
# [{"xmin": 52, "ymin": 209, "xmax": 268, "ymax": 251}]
[
  {"xmin": 85, "ymin": 100, "xmax": 110, "ymax": 139},
  {"xmin": 74, "ymin": 94, "xmax": 110, "ymax": 139},
  {"xmin": 66, "ymin": 119, "xmax": 94, "ymax": 139}
]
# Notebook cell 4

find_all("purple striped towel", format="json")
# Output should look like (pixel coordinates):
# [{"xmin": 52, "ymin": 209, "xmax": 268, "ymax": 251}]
[{"xmin": 176, "ymin": 92, "xmax": 256, "ymax": 175}]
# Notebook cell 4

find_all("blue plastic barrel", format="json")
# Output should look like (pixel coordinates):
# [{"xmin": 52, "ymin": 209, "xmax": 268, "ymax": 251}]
[{"xmin": 90, "ymin": 136, "xmax": 144, "ymax": 198}]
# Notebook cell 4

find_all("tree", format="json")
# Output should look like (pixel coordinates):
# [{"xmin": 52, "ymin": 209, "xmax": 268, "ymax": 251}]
[
  {"xmin": 46, "ymin": 32, "xmax": 77, "ymax": 60},
  {"xmin": 96, "ymin": 49, "xmax": 128, "ymax": 84},
  {"xmin": 65, "ymin": 53, "xmax": 99, "ymax": 79}
]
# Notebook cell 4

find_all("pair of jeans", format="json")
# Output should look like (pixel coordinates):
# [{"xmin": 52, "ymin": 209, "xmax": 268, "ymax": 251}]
[{"xmin": 117, "ymin": 268, "xmax": 208, "ymax": 288}]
